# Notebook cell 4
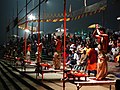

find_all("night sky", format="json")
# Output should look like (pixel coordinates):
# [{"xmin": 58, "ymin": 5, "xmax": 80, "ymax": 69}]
[{"xmin": 0, "ymin": 0, "xmax": 120, "ymax": 43}]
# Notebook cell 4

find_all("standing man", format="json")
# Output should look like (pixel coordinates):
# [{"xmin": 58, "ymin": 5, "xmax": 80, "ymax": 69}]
[
  {"xmin": 26, "ymin": 43, "xmax": 31, "ymax": 61},
  {"xmin": 54, "ymin": 36, "xmax": 62, "ymax": 69},
  {"xmin": 92, "ymin": 24, "xmax": 108, "ymax": 53},
  {"xmin": 55, "ymin": 36, "xmax": 62, "ymax": 57},
  {"xmin": 92, "ymin": 24, "xmax": 109, "ymax": 80}
]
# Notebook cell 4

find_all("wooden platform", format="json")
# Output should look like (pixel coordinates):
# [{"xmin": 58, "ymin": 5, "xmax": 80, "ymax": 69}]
[{"xmin": 74, "ymin": 77, "xmax": 116, "ymax": 90}]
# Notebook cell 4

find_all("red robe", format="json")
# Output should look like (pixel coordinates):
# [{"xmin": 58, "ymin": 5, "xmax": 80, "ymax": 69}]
[
  {"xmin": 93, "ymin": 30, "xmax": 108, "ymax": 53},
  {"xmin": 56, "ymin": 39, "xmax": 62, "ymax": 52}
]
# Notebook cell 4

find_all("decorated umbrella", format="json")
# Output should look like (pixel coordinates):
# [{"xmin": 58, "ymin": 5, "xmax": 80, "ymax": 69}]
[{"xmin": 88, "ymin": 24, "xmax": 102, "ymax": 29}]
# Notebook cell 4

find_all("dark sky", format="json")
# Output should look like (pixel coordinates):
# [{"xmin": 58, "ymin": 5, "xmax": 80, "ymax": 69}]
[
  {"xmin": 0, "ymin": 0, "xmax": 120, "ymax": 43},
  {"xmin": 0, "ymin": 0, "xmax": 16, "ymax": 43}
]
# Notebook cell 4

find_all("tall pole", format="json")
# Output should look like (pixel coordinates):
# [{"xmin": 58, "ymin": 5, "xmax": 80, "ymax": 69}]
[
  {"xmin": 12, "ymin": 8, "xmax": 14, "ymax": 36},
  {"xmin": 63, "ymin": 0, "xmax": 66, "ymax": 90},
  {"xmin": 31, "ymin": 21, "xmax": 33, "ymax": 35},
  {"xmin": 25, "ymin": 0, "xmax": 28, "ymax": 30},
  {"xmin": 37, "ymin": 0, "xmax": 41, "ymax": 63},
  {"xmin": 31, "ymin": 0, "xmax": 34, "ymax": 35},
  {"xmin": 24, "ymin": 0, "xmax": 28, "ymax": 59},
  {"xmin": 24, "ymin": 31, "xmax": 27, "ymax": 59},
  {"xmin": 43, "ymin": 2, "xmax": 45, "ymax": 33},
  {"xmin": 17, "ymin": 0, "xmax": 18, "ymax": 40},
  {"xmin": 16, "ymin": 0, "xmax": 19, "ymax": 52}
]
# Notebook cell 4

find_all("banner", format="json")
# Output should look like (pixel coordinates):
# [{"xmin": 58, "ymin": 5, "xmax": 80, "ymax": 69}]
[
  {"xmin": 71, "ymin": 0, "xmax": 107, "ymax": 17},
  {"xmin": 18, "ymin": 0, "xmax": 107, "ymax": 28}
]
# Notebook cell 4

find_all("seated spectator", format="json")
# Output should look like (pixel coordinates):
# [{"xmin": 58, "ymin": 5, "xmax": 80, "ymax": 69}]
[{"xmin": 107, "ymin": 51, "xmax": 114, "ymax": 62}]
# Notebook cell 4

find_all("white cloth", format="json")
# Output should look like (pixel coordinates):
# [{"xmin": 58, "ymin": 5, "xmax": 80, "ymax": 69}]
[
  {"xmin": 73, "ymin": 52, "xmax": 79, "ymax": 65},
  {"xmin": 111, "ymin": 47, "xmax": 119, "ymax": 56},
  {"xmin": 27, "ymin": 51, "xmax": 30, "ymax": 56}
]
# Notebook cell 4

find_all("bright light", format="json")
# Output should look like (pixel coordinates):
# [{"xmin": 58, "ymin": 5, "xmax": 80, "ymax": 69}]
[
  {"xmin": 45, "ymin": 0, "xmax": 49, "ymax": 4},
  {"xmin": 45, "ymin": 0, "xmax": 48, "ymax": 3},
  {"xmin": 28, "ymin": 14, "xmax": 36, "ymax": 20},
  {"xmin": 58, "ymin": 29, "xmax": 60, "ymax": 32},
  {"xmin": 61, "ymin": 29, "xmax": 64, "ymax": 32},
  {"xmin": 117, "ymin": 17, "xmax": 120, "ymax": 20},
  {"xmin": 34, "ymin": 31, "xmax": 43, "ymax": 34},
  {"xmin": 25, "ymin": 28, "xmax": 30, "ymax": 33},
  {"xmin": 56, "ymin": 28, "xmax": 68, "ymax": 32}
]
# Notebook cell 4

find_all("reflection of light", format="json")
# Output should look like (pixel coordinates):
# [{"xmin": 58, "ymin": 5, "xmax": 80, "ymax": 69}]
[
  {"xmin": 28, "ymin": 14, "xmax": 36, "ymax": 20},
  {"xmin": 117, "ymin": 17, "xmax": 120, "ymax": 20}
]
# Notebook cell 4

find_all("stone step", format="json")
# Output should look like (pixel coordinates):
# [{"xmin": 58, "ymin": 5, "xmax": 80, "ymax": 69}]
[
  {"xmin": 0, "ymin": 78, "xmax": 6, "ymax": 90},
  {"xmin": 0, "ymin": 60, "xmax": 52, "ymax": 90},
  {"xmin": 0, "ymin": 64, "xmax": 29, "ymax": 90},
  {"xmin": 0, "ymin": 70, "xmax": 15, "ymax": 90},
  {"xmin": 0, "ymin": 61, "xmax": 38, "ymax": 90}
]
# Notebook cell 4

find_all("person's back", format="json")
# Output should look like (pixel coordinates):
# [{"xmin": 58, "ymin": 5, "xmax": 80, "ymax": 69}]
[
  {"xmin": 56, "ymin": 36, "xmax": 62, "ymax": 52},
  {"xmin": 87, "ymin": 47, "xmax": 98, "ymax": 76},
  {"xmin": 88, "ymin": 48, "xmax": 98, "ymax": 64}
]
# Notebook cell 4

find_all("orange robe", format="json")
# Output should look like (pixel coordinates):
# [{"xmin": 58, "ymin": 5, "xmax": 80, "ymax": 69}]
[
  {"xmin": 96, "ymin": 51, "xmax": 108, "ymax": 80},
  {"xmin": 87, "ymin": 48, "xmax": 97, "ymax": 71}
]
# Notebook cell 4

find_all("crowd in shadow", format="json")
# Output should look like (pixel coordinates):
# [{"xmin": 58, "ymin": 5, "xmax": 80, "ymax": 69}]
[{"xmin": 0, "ymin": 27, "xmax": 120, "ymax": 80}]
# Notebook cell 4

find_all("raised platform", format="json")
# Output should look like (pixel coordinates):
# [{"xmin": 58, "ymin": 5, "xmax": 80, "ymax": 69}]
[{"xmin": 74, "ymin": 77, "xmax": 116, "ymax": 90}]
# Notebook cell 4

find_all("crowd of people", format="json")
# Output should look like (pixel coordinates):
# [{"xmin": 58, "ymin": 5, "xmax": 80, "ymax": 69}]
[{"xmin": 1, "ymin": 26, "xmax": 120, "ymax": 80}]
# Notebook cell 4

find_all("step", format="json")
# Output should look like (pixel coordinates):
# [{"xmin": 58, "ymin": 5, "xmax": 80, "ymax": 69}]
[
  {"xmin": 0, "ymin": 71, "xmax": 14, "ymax": 90},
  {"xmin": 0, "ymin": 66, "xmax": 16, "ymax": 90},
  {"xmin": 0, "ymin": 61, "xmax": 48, "ymax": 90},
  {"xmin": 1, "ymin": 60, "xmax": 55, "ymax": 90},
  {"xmin": 0, "ymin": 65, "xmax": 29, "ymax": 90},
  {"xmin": 0, "ymin": 78, "xmax": 6, "ymax": 90}
]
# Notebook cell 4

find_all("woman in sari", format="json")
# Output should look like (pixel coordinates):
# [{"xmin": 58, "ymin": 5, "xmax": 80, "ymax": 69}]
[{"xmin": 96, "ymin": 44, "xmax": 109, "ymax": 80}]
